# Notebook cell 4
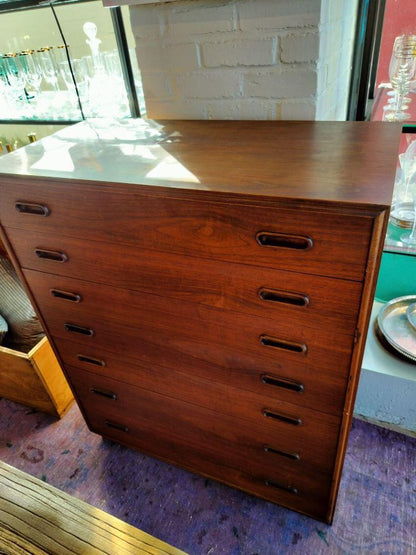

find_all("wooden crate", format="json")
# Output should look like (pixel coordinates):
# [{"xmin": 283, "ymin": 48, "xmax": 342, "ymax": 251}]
[{"xmin": 0, "ymin": 335, "xmax": 73, "ymax": 418}]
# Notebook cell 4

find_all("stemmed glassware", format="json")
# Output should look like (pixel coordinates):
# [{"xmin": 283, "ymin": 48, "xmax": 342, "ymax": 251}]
[
  {"xmin": 59, "ymin": 57, "xmax": 89, "ymax": 118},
  {"xmin": 0, "ymin": 53, "xmax": 31, "ymax": 118},
  {"xmin": 25, "ymin": 51, "xmax": 43, "ymax": 95},
  {"xmin": 2, "ymin": 54, "xmax": 27, "ymax": 101},
  {"xmin": 384, "ymin": 35, "xmax": 416, "ymax": 122},
  {"xmin": 401, "ymin": 185, "xmax": 416, "ymax": 247},
  {"xmin": 391, "ymin": 140, "xmax": 416, "ymax": 228},
  {"xmin": 0, "ymin": 20, "xmax": 140, "ymax": 120},
  {"xmin": 37, "ymin": 47, "xmax": 60, "ymax": 91}
]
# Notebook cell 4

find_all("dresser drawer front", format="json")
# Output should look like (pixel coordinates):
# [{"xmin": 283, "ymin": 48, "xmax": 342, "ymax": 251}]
[
  {"xmin": 69, "ymin": 367, "xmax": 340, "ymax": 472},
  {"xmin": 23, "ymin": 257, "xmax": 362, "ymax": 337},
  {"xmin": 56, "ymin": 337, "xmax": 347, "ymax": 416},
  {"xmin": 24, "ymin": 269, "xmax": 358, "ymax": 358},
  {"xmin": 67, "ymin": 362, "xmax": 342, "ymax": 441},
  {"xmin": 38, "ymin": 282, "xmax": 353, "ymax": 376},
  {"xmin": 1, "ymin": 184, "xmax": 371, "ymax": 279},
  {"xmin": 87, "ymin": 408, "xmax": 332, "ymax": 521}
]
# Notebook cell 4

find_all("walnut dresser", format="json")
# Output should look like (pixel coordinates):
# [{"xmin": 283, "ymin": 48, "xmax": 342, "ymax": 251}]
[{"xmin": 0, "ymin": 120, "xmax": 401, "ymax": 523}]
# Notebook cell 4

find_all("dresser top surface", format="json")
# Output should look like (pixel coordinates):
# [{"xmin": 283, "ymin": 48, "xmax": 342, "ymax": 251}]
[{"xmin": 0, "ymin": 119, "xmax": 401, "ymax": 207}]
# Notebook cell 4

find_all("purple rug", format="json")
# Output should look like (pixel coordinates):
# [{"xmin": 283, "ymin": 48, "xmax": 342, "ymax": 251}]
[{"xmin": 0, "ymin": 398, "xmax": 415, "ymax": 554}]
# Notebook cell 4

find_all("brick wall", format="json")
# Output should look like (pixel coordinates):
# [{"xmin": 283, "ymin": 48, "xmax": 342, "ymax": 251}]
[{"xmin": 128, "ymin": 0, "xmax": 358, "ymax": 120}]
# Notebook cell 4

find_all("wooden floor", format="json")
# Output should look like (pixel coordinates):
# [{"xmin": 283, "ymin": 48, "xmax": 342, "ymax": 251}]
[{"xmin": 0, "ymin": 461, "xmax": 187, "ymax": 555}]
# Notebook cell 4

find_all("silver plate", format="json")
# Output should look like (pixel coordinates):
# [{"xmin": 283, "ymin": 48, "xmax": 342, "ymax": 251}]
[
  {"xmin": 390, "ymin": 202, "xmax": 415, "ymax": 229},
  {"xmin": 376, "ymin": 295, "xmax": 416, "ymax": 364},
  {"xmin": 407, "ymin": 302, "xmax": 416, "ymax": 332}
]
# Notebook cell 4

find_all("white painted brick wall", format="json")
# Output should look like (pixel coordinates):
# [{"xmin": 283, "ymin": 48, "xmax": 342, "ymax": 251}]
[
  {"xmin": 167, "ymin": 2, "xmax": 236, "ymax": 36},
  {"xmin": 129, "ymin": 0, "xmax": 357, "ymax": 120},
  {"xmin": 202, "ymin": 38, "xmax": 277, "ymax": 68},
  {"xmin": 178, "ymin": 70, "xmax": 242, "ymax": 99},
  {"xmin": 238, "ymin": 0, "xmax": 321, "ymax": 31},
  {"xmin": 280, "ymin": 32, "xmax": 320, "ymax": 63},
  {"xmin": 244, "ymin": 68, "xmax": 317, "ymax": 98}
]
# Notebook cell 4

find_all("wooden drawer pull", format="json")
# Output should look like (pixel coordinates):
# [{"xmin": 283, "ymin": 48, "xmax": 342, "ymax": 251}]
[
  {"xmin": 104, "ymin": 420, "xmax": 129, "ymax": 433},
  {"xmin": 15, "ymin": 201, "xmax": 50, "ymax": 216},
  {"xmin": 256, "ymin": 232, "xmax": 313, "ymax": 250},
  {"xmin": 258, "ymin": 288, "xmax": 309, "ymax": 307},
  {"xmin": 260, "ymin": 335, "xmax": 307, "ymax": 355},
  {"xmin": 64, "ymin": 323, "xmax": 94, "ymax": 336},
  {"xmin": 263, "ymin": 409, "xmax": 302, "ymax": 426},
  {"xmin": 263, "ymin": 445, "xmax": 300, "ymax": 461},
  {"xmin": 77, "ymin": 354, "xmax": 106, "ymax": 367},
  {"xmin": 90, "ymin": 387, "xmax": 117, "ymax": 400},
  {"xmin": 265, "ymin": 480, "xmax": 298, "ymax": 495},
  {"xmin": 261, "ymin": 374, "xmax": 304, "ymax": 393},
  {"xmin": 35, "ymin": 248, "xmax": 68, "ymax": 262},
  {"xmin": 50, "ymin": 289, "xmax": 82, "ymax": 303}
]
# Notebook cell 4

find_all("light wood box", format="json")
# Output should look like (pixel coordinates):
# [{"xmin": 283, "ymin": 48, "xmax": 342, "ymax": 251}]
[{"xmin": 0, "ymin": 334, "xmax": 73, "ymax": 418}]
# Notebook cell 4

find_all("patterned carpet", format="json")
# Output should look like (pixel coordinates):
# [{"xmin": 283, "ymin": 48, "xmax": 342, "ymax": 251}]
[{"xmin": 0, "ymin": 398, "xmax": 415, "ymax": 555}]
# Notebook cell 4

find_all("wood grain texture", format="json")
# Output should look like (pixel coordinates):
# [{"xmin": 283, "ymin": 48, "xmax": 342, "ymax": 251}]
[
  {"xmin": 55, "ymin": 336, "xmax": 348, "ymax": 417},
  {"xmin": 40, "ymin": 295, "xmax": 354, "ymax": 383},
  {"xmin": 327, "ymin": 209, "xmax": 392, "ymax": 524},
  {"xmin": 0, "ymin": 121, "xmax": 401, "ymax": 523},
  {"xmin": 0, "ymin": 235, "xmax": 7, "ymax": 258},
  {"xmin": 23, "ymin": 256, "xmax": 363, "ymax": 336},
  {"xmin": 29, "ymin": 336, "xmax": 74, "ymax": 418},
  {"xmin": 90, "ymin": 411, "xmax": 333, "ymax": 522},
  {"xmin": 68, "ymin": 363, "xmax": 341, "ymax": 472},
  {"xmin": 0, "ymin": 341, "xmax": 56, "ymax": 415},
  {"xmin": 0, "ymin": 121, "xmax": 401, "ymax": 207},
  {"xmin": 0, "ymin": 461, "xmax": 186, "ymax": 555},
  {"xmin": 3, "ymin": 191, "xmax": 372, "ymax": 280}
]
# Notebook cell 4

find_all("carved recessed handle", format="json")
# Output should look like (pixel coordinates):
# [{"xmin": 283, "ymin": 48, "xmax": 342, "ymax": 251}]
[
  {"xmin": 258, "ymin": 288, "xmax": 309, "ymax": 307},
  {"xmin": 256, "ymin": 232, "xmax": 313, "ymax": 250},
  {"xmin": 260, "ymin": 335, "xmax": 307, "ymax": 355},
  {"xmin": 264, "ymin": 480, "xmax": 298, "ymax": 494},
  {"xmin": 77, "ymin": 354, "xmax": 106, "ymax": 367},
  {"xmin": 35, "ymin": 248, "xmax": 68, "ymax": 262},
  {"xmin": 261, "ymin": 374, "xmax": 304, "ymax": 393},
  {"xmin": 90, "ymin": 387, "xmax": 117, "ymax": 400},
  {"xmin": 15, "ymin": 201, "xmax": 50, "ymax": 216},
  {"xmin": 105, "ymin": 420, "xmax": 129, "ymax": 433},
  {"xmin": 50, "ymin": 289, "xmax": 82, "ymax": 303},
  {"xmin": 64, "ymin": 323, "xmax": 94, "ymax": 336},
  {"xmin": 263, "ymin": 409, "xmax": 302, "ymax": 426},
  {"xmin": 263, "ymin": 445, "xmax": 300, "ymax": 461}
]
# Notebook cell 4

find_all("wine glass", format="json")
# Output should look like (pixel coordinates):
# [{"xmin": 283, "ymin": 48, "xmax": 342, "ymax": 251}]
[
  {"xmin": 401, "ymin": 186, "xmax": 416, "ymax": 247},
  {"xmin": 25, "ymin": 51, "xmax": 43, "ymax": 95},
  {"xmin": 37, "ymin": 47, "xmax": 60, "ymax": 91},
  {"xmin": 0, "ymin": 57, "xmax": 13, "ymax": 117},
  {"xmin": 2, "ymin": 54, "xmax": 28, "ymax": 108},
  {"xmin": 384, "ymin": 35, "xmax": 416, "ymax": 122},
  {"xmin": 59, "ymin": 58, "xmax": 89, "ymax": 118},
  {"xmin": 390, "ymin": 140, "xmax": 416, "ymax": 228}
]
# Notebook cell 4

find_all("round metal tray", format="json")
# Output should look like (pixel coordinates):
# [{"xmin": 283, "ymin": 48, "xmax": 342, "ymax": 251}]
[
  {"xmin": 390, "ymin": 202, "xmax": 415, "ymax": 229},
  {"xmin": 375, "ymin": 295, "xmax": 416, "ymax": 364},
  {"xmin": 407, "ymin": 302, "xmax": 416, "ymax": 332}
]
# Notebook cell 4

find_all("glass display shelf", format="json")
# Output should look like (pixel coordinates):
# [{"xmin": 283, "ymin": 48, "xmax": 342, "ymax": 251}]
[
  {"xmin": 0, "ymin": 0, "xmax": 144, "ymax": 124},
  {"xmin": 385, "ymin": 221, "xmax": 416, "ymax": 256}
]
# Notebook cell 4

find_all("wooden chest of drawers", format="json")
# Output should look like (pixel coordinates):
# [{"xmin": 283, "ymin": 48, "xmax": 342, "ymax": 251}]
[{"xmin": 0, "ymin": 120, "xmax": 401, "ymax": 523}]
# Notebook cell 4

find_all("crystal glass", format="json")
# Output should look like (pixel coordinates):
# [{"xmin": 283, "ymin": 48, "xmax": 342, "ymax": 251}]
[
  {"xmin": 25, "ymin": 51, "xmax": 43, "ymax": 94},
  {"xmin": 2, "ymin": 55, "xmax": 26, "ymax": 98},
  {"xmin": 390, "ymin": 140, "xmax": 416, "ymax": 229},
  {"xmin": 37, "ymin": 47, "xmax": 60, "ymax": 91},
  {"xmin": 59, "ymin": 58, "xmax": 89, "ymax": 118},
  {"xmin": 401, "ymin": 189, "xmax": 416, "ymax": 246},
  {"xmin": 384, "ymin": 35, "xmax": 416, "ymax": 122}
]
